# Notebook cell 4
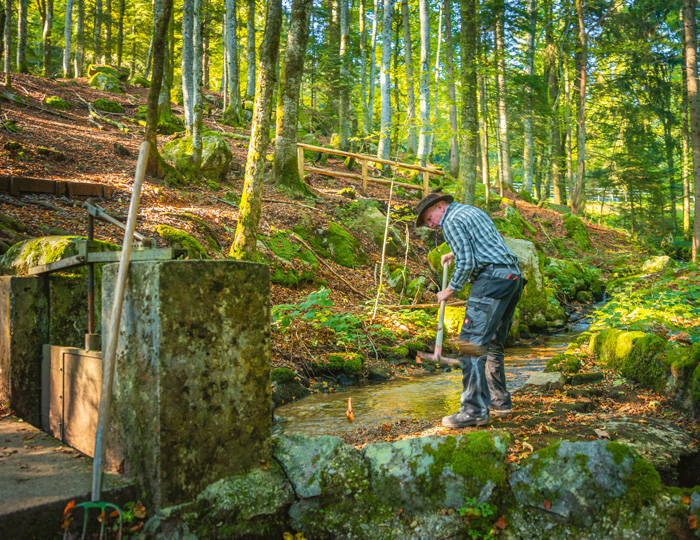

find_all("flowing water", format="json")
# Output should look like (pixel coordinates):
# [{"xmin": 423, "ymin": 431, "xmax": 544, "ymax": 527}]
[{"xmin": 273, "ymin": 329, "xmax": 586, "ymax": 438}]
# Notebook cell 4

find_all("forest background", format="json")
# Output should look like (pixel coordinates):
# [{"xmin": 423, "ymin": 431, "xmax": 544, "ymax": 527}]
[{"xmin": 1, "ymin": 0, "xmax": 699, "ymax": 260}]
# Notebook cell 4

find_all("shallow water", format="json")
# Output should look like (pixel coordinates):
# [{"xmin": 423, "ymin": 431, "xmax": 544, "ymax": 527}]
[{"xmin": 273, "ymin": 332, "xmax": 579, "ymax": 437}]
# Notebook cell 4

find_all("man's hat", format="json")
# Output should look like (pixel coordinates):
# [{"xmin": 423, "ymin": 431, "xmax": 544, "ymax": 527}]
[{"xmin": 414, "ymin": 190, "xmax": 454, "ymax": 228}]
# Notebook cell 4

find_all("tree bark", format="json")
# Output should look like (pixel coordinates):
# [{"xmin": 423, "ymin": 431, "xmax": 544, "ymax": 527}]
[
  {"xmin": 416, "ymin": 0, "xmax": 430, "ymax": 164},
  {"xmin": 377, "ymin": 0, "xmax": 393, "ymax": 160},
  {"xmin": 368, "ymin": 0, "xmax": 380, "ymax": 132},
  {"xmin": 478, "ymin": 30, "xmax": 489, "ymax": 207},
  {"xmin": 443, "ymin": 0, "xmax": 458, "ymax": 178},
  {"xmin": 428, "ymin": 1, "xmax": 442, "ymax": 159},
  {"xmin": 116, "ymin": 0, "xmax": 124, "ymax": 66},
  {"xmin": 401, "ymin": 0, "xmax": 417, "ymax": 154},
  {"xmin": 182, "ymin": 0, "xmax": 194, "ymax": 133},
  {"xmin": 0, "ymin": 7, "xmax": 5, "ymax": 62},
  {"xmin": 104, "ymin": 0, "xmax": 111, "ymax": 63},
  {"xmin": 192, "ymin": 0, "xmax": 204, "ymax": 175},
  {"xmin": 572, "ymin": 0, "xmax": 586, "ymax": 215},
  {"xmin": 4, "ymin": 0, "xmax": 11, "ymax": 87},
  {"xmin": 42, "ymin": 0, "xmax": 53, "ymax": 77},
  {"xmin": 564, "ymin": 49, "xmax": 574, "ymax": 205},
  {"xmin": 223, "ymin": 0, "xmax": 242, "ymax": 125},
  {"xmin": 457, "ymin": 0, "xmax": 477, "ymax": 204},
  {"xmin": 63, "ymin": 0, "xmax": 74, "ymax": 77},
  {"xmin": 522, "ymin": 0, "xmax": 537, "ymax": 195},
  {"xmin": 245, "ymin": 0, "xmax": 255, "ymax": 98},
  {"xmin": 494, "ymin": 0, "xmax": 512, "ymax": 189},
  {"xmin": 682, "ymin": 18, "xmax": 692, "ymax": 241},
  {"xmin": 338, "ymin": 0, "xmax": 350, "ymax": 149},
  {"xmin": 230, "ymin": 0, "xmax": 282, "ymax": 260},
  {"xmin": 93, "ymin": 0, "xmax": 102, "ymax": 64},
  {"xmin": 360, "ymin": 0, "xmax": 369, "ymax": 135},
  {"xmin": 274, "ymin": 0, "xmax": 313, "ymax": 196},
  {"xmin": 16, "ymin": 0, "xmax": 26, "ymax": 73},
  {"xmin": 545, "ymin": 0, "xmax": 564, "ymax": 204},
  {"xmin": 684, "ymin": 0, "xmax": 700, "ymax": 261},
  {"xmin": 74, "ymin": 0, "xmax": 84, "ymax": 76}
]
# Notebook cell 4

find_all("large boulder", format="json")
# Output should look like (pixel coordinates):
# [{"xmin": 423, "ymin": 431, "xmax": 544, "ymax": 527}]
[
  {"xmin": 88, "ymin": 72, "xmax": 125, "ymax": 94},
  {"xmin": 504, "ymin": 238, "xmax": 547, "ymax": 329},
  {"xmin": 345, "ymin": 201, "xmax": 405, "ymax": 257},
  {"xmin": 545, "ymin": 257, "xmax": 602, "ymax": 301},
  {"xmin": 294, "ymin": 221, "xmax": 368, "ymax": 268},
  {"xmin": 88, "ymin": 63, "xmax": 130, "ymax": 81},
  {"xmin": 641, "ymin": 255, "xmax": 677, "ymax": 273},
  {"xmin": 562, "ymin": 213, "xmax": 592, "ymax": 250},
  {"xmin": 162, "ymin": 132, "xmax": 233, "ymax": 182},
  {"xmin": 257, "ymin": 230, "xmax": 318, "ymax": 287}
]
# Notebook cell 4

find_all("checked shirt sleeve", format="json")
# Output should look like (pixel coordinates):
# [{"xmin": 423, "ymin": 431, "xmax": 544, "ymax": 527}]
[{"xmin": 441, "ymin": 215, "xmax": 478, "ymax": 291}]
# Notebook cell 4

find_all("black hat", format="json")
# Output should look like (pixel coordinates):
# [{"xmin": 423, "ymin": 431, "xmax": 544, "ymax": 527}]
[{"xmin": 414, "ymin": 190, "xmax": 454, "ymax": 228}]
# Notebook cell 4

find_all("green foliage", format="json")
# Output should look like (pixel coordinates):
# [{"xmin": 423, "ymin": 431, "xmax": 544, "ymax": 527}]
[
  {"xmin": 44, "ymin": 96, "xmax": 71, "ymax": 110},
  {"xmin": 457, "ymin": 496, "xmax": 497, "ymax": 539},
  {"xmin": 155, "ymin": 225, "xmax": 207, "ymax": 258},
  {"xmin": 270, "ymin": 367, "xmax": 296, "ymax": 383}
]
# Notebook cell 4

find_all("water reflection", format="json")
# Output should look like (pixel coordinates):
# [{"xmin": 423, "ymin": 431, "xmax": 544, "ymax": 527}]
[{"xmin": 274, "ymin": 333, "xmax": 577, "ymax": 437}]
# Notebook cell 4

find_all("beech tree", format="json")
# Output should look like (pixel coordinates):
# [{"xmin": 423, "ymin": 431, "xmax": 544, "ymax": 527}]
[
  {"xmin": 443, "ymin": 0, "xmax": 458, "ymax": 177},
  {"xmin": 4, "ymin": 0, "xmax": 11, "ymax": 87},
  {"xmin": 457, "ymin": 0, "xmax": 477, "ymax": 204},
  {"xmin": 571, "ymin": 0, "xmax": 587, "ymax": 215},
  {"xmin": 416, "ymin": 0, "xmax": 430, "ymax": 165},
  {"xmin": 74, "ymin": 0, "xmax": 85, "ymax": 76},
  {"xmin": 63, "ymin": 0, "xmax": 74, "ymax": 77},
  {"xmin": 401, "ymin": 0, "xmax": 417, "ymax": 154},
  {"xmin": 376, "ymin": 0, "xmax": 393, "ymax": 160},
  {"xmin": 222, "ymin": 0, "xmax": 242, "ymax": 125},
  {"xmin": 494, "ymin": 0, "xmax": 513, "ymax": 190},
  {"xmin": 683, "ymin": 0, "xmax": 700, "ymax": 261},
  {"xmin": 16, "ymin": 0, "xmax": 26, "ymax": 73},
  {"xmin": 245, "ymin": 0, "xmax": 255, "ymax": 99},
  {"xmin": 522, "ymin": 0, "xmax": 537, "ymax": 195}
]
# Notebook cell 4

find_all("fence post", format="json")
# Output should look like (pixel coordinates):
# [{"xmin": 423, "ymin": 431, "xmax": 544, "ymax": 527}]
[
  {"xmin": 422, "ymin": 171, "xmax": 430, "ymax": 196},
  {"xmin": 297, "ymin": 146, "xmax": 305, "ymax": 181},
  {"xmin": 362, "ymin": 159, "xmax": 368, "ymax": 195}
]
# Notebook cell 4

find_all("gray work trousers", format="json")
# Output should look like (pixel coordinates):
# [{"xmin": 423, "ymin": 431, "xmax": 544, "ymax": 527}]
[{"xmin": 457, "ymin": 264, "xmax": 525, "ymax": 416}]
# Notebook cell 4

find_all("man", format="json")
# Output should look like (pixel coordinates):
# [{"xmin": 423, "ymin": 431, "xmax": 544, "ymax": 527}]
[{"xmin": 415, "ymin": 190, "xmax": 526, "ymax": 428}]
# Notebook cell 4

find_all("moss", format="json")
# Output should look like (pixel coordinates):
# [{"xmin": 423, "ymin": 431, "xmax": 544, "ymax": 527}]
[
  {"xmin": 294, "ymin": 222, "xmax": 368, "ymax": 268},
  {"xmin": 88, "ymin": 72, "xmax": 125, "ymax": 94},
  {"xmin": 562, "ymin": 214, "xmax": 592, "ymax": 250},
  {"xmin": 270, "ymin": 367, "xmax": 295, "ymax": 383},
  {"xmin": 606, "ymin": 441, "xmax": 662, "ymax": 511},
  {"xmin": 132, "ymin": 75, "xmax": 151, "ymax": 88},
  {"xmin": 389, "ymin": 345, "xmax": 409, "ymax": 359},
  {"xmin": 155, "ymin": 225, "xmax": 208, "ymax": 259},
  {"xmin": 327, "ymin": 353, "xmax": 362, "ymax": 375},
  {"xmin": 45, "ymin": 96, "xmax": 71, "ymax": 110},
  {"xmin": 619, "ymin": 334, "xmax": 669, "ymax": 391},
  {"xmin": 545, "ymin": 353, "xmax": 581, "ymax": 374},
  {"xmin": 93, "ymin": 98, "xmax": 124, "ymax": 113},
  {"xmin": 518, "ymin": 189, "xmax": 536, "ymax": 204},
  {"xmin": 258, "ymin": 230, "xmax": 318, "ymax": 287},
  {"xmin": 405, "ymin": 340, "xmax": 427, "ymax": 353},
  {"xmin": 492, "ymin": 216, "xmax": 526, "ymax": 239},
  {"xmin": 206, "ymin": 181, "xmax": 219, "ymax": 191},
  {"xmin": 576, "ymin": 290, "xmax": 593, "ymax": 303},
  {"xmin": 337, "ymin": 187, "xmax": 355, "ymax": 199}
]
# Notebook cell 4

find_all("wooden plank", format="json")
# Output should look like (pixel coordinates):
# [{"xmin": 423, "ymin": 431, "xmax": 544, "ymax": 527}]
[
  {"xmin": 0, "ymin": 175, "xmax": 117, "ymax": 199},
  {"xmin": 361, "ymin": 159, "xmax": 368, "ymax": 196},
  {"xmin": 305, "ymin": 166, "xmax": 424, "ymax": 192},
  {"xmin": 297, "ymin": 143, "xmax": 445, "ymax": 175},
  {"xmin": 297, "ymin": 146, "xmax": 305, "ymax": 181},
  {"xmin": 422, "ymin": 170, "xmax": 430, "ymax": 196}
]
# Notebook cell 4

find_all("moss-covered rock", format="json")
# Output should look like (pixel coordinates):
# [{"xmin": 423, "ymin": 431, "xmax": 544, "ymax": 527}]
[
  {"xmin": 406, "ymin": 275, "xmax": 426, "ymax": 303},
  {"xmin": 545, "ymin": 353, "xmax": 581, "ymax": 374},
  {"xmin": 88, "ymin": 63, "xmax": 129, "ymax": 80},
  {"xmin": 93, "ymin": 98, "xmax": 124, "ymax": 113},
  {"xmin": 132, "ymin": 75, "xmax": 151, "ymax": 88},
  {"xmin": 155, "ymin": 225, "xmax": 208, "ymax": 259},
  {"xmin": 344, "ymin": 200, "xmax": 405, "ymax": 257},
  {"xmin": 161, "ymin": 132, "xmax": 233, "ymax": 182},
  {"xmin": 505, "ymin": 238, "xmax": 547, "ymax": 329},
  {"xmin": 545, "ymin": 257, "xmax": 602, "ymax": 301},
  {"xmin": 294, "ymin": 221, "xmax": 368, "ymax": 268},
  {"xmin": 546, "ymin": 288, "xmax": 566, "ymax": 326},
  {"xmin": 44, "ymin": 96, "xmax": 71, "ymax": 110},
  {"xmin": 426, "ymin": 242, "xmax": 471, "ymax": 301},
  {"xmin": 641, "ymin": 255, "xmax": 677, "ymax": 273},
  {"xmin": 258, "ymin": 230, "xmax": 318, "ymax": 287},
  {"xmin": 337, "ymin": 187, "xmax": 356, "ymax": 199},
  {"xmin": 562, "ymin": 213, "xmax": 592, "ymax": 250},
  {"xmin": 327, "ymin": 352, "xmax": 363, "ymax": 375},
  {"xmin": 88, "ymin": 72, "xmax": 125, "ymax": 94}
]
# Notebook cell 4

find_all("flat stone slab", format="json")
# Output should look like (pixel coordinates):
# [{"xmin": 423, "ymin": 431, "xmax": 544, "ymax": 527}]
[
  {"xmin": 525, "ymin": 371, "xmax": 566, "ymax": 390},
  {"xmin": 0, "ymin": 416, "xmax": 135, "ymax": 538}
]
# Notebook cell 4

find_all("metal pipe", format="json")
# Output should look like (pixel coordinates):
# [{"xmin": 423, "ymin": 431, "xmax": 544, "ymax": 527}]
[{"xmin": 87, "ymin": 208, "xmax": 95, "ymax": 335}]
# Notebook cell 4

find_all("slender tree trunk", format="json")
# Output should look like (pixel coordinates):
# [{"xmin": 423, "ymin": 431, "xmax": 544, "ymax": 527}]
[
  {"xmin": 230, "ymin": 0, "xmax": 283, "ymax": 260},
  {"xmin": 428, "ymin": 1, "xmax": 442, "ymax": 159},
  {"xmin": 74, "ymin": 0, "xmax": 84, "ymax": 76},
  {"xmin": 572, "ymin": 0, "xmax": 586, "ymax": 215},
  {"xmin": 4, "ymin": 0, "xmax": 11, "ymax": 87},
  {"xmin": 42, "ymin": 0, "xmax": 53, "ymax": 77},
  {"xmin": 457, "ymin": 0, "xmax": 477, "ymax": 204},
  {"xmin": 338, "ymin": 0, "xmax": 350, "ymax": 149},
  {"xmin": 274, "ymin": 0, "xmax": 313, "ymax": 195},
  {"xmin": 93, "ymin": 0, "xmax": 102, "ymax": 63},
  {"xmin": 16, "ymin": 0, "xmax": 26, "ymax": 73},
  {"xmin": 546, "ymin": 0, "xmax": 564, "ymax": 204},
  {"xmin": 522, "ymin": 0, "xmax": 537, "ymax": 194},
  {"xmin": 360, "ymin": 0, "xmax": 369, "ymax": 135},
  {"xmin": 682, "ymin": 24, "xmax": 692, "ymax": 241},
  {"xmin": 192, "ymin": 0, "xmax": 204, "ymax": 174},
  {"xmin": 662, "ymin": 85, "xmax": 677, "ymax": 234},
  {"xmin": 478, "ymin": 31, "xmax": 490, "ymax": 208},
  {"xmin": 104, "ymin": 0, "xmax": 111, "ymax": 63},
  {"xmin": 495, "ymin": 0, "xmax": 512, "ymax": 189},
  {"xmin": 116, "ymin": 0, "xmax": 124, "ymax": 66},
  {"xmin": 392, "ymin": 12, "xmax": 400, "ymax": 150},
  {"xmin": 443, "ymin": 0, "xmax": 458, "ymax": 178},
  {"xmin": 401, "ymin": 0, "xmax": 417, "ymax": 154},
  {"xmin": 203, "ymin": 16, "xmax": 209, "ymax": 89},
  {"xmin": 565, "ymin": 50, "xmax": 574, "ymax": 205},
  {"xmin": 145, "ymin": 0, "xmax": 174, "ymax": 177},
  {"xmin": 182, "ymin": 0, "xmax": 194, "ymax": 133},
  {"xmin": 223, "ymin": 0, "xmax": 241, "ymax": 124},
  {"xmin": 416, "ymin": 0, "xmax": 430, "ymax": 164},
  {"xmin": 0, "ymin": 7, "xmax": 5, "ymax": 62},
  {"xmin": 684, "ymin": 0, "xmax": 700, "ymax": 261},
  {"xmin": 245, "ymin": 0, "xmax": 255, "ymax": 98},
  {"xmin": 63, "ymin": 0, "xmax": 74, "ymax": 77},
  {"xmin": 377, "ymin": 0, "xmax": 393, "ymax": 160},
  {"xmin": 369, "ymin": 0, "xmax": 380, "ymax": 132}
]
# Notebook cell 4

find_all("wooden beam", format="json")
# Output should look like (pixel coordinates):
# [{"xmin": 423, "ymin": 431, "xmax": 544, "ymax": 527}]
[{"xmin": 305, "ymin": 166, "xmax": 424, "ymax": 192}]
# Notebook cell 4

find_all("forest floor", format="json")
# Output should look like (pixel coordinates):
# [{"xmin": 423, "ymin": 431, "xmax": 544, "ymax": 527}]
[{"xmin": 3, "ymin": 73, "xmax": 697, "ymax": 470}]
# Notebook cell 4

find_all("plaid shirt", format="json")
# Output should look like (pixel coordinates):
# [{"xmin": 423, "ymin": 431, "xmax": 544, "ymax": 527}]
[{"xmin": 439, "ymin": 202, "xmax": 519, "ymax": 291}]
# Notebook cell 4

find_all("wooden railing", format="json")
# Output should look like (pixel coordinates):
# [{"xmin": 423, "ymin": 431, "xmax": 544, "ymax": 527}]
[{"xmin": 296, "ymin": 143, "xmax": 445, "ymax": 197}]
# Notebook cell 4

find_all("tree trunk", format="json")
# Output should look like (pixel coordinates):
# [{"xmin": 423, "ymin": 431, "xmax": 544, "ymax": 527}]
[
  {"xmin": 428, "ymin": 1, "xmax": 442, "ymax": 159},
  {"xmin": 682, "ymin": 21, "xmax": 692, "ymax": 241},
  {"xmin": 564, "ymin": 52, "xmax": 574, "ymax": 205},
  {"xmin": 338, "ymin": 0, "xmax": 350, "ymax": 150},
  {"xmin": 192, "ymin": 0, "xmax": 204, "ymax": 175},
  {"xmin": 684, "ymin": 0, "xmax": 700, "ymax": 261},
  {"xmin": 223, "ymin": 0, "xmax": 242, "ymax": 125},
  {"xmin": 377, "ymin": 0, "xmax": 393, "ymax": 160},
  {"xmin": 4, "ymin": 0, "xmax": 11, "ymax": 87},
  {"xmin": 16, "ymin": 0, "xmax": 26, "ymax": 73},
  {"xmin": 443, "ymin": 0, "xmax": 458, "ymax": 178},
  {"xmin": 116, "ymin": 0, "xmax": 124, "ymax": 66},
  {"xmin": 545, "ymin": 0, "xmax": 564, "ymax": 204},
  {"xmin": 495, "ymin": 0, "xmax": 512, "ymax": 189},
  {"xmin": 0, "ymin": 7, "xmax": 5, "ymax": 62},
  {"xmin": 401, "ymin": 0, "xmax": 417, "ymax": 154},
  {"xmin": 478, "ymin": 31, "xmax": 489, "ymax": 207},
  {"xmin": 245, "ymin": 0, "xmax": 255, "ymax": 98},
  {"xmin": 457, "ymin": 0, "xmax": 477, "ymax": 204},
  {"xmin": 74, "ymin": 0, "xmax": 84, "ymax": 76},
  {"xmin": 93, "ymin": 0, "xmax": 102, "ymax": 63},
  {"xmin": 522, "ymin": 0, "xmax": 537, "ymax": 195},
  {"xmin": 230, "ymin": 0, "xmax": 282, "ymax": 260},
  {"xmin": 416, "ymin": 0, "xmax": 430, "ymax": 164},
  {"xmin": 203, "ymin": 15, "xmax": 209, "ymax": 89},
  {"xmin": 104, "ymin": 0, "xmax": 111, "ymax": 63},
  {"xmin": 145, "ymin": 0, "xmax": 174, "ymax": 177},
  {"xmin": 360, "ymin": 0, "xmax": 369, "ymax": 134},
  {"xmin": 392, "ymin": 11, "xmax": 400, "ymax": 150},
  {"xmin": 274, "ymin": 0, "xmax": 313, "ymax": 196},
  {"xmin": 182, "ymin": 0, "xmax": 194, "ymax": 133},
  {"xmin": 369, "ymin": 0, "xmax": 380, "ymax": 132},
  {"xmin": 572, "ymin": 0, "xmax": 586, "ymax": 215},
  {"xmin": 63, "ymin": 0, "xmax": 74, "ymax": 77},
  {"xmin": 42, "ymin": 0, "xmax": 53, "ymax": 77}
]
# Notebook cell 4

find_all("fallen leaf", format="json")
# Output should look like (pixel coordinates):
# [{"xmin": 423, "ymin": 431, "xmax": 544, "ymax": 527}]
[
  {"xmin": 494, "ymin": 516, "xmax": 508, "ymax": 530},
  {"xmin": 63, "ymin": 500, "xmax": 76, "ymax": 517},
  {"xmin": 523, "ymin": 442, "xmax": 534, "ymax": 452},
  {"xmin": 110, "ymin": 509, "xmax": 120, "ymax": 518},
  {"xmin": 682, "ymin": 496, "xmax": 691, "ymax": 505},
  {"xmin": 97, "ymin": 512, "xmax": 106, "ymax": 523},
  {"xmin": 543, "ymin": 500, "xmax": 552, "ymax": 510},
  {"xmin": 133, "ymin": 502, "xmax": 146, "ymax": 519},
  {"xmin": 594, "ymin": 429, "xmax": 610, "ymax": 439},
  {"xmin": 689, "ymin": 515, "xmax": 697, "ymax": 530},
  {"xmin": 346, "ymin": 397, "xmax": 354, "ymax": 422}
]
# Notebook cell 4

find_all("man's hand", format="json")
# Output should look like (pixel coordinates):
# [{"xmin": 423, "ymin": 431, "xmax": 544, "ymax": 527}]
[
  {"xmin": 440, "ymin": 252, "xmax": 455, "ymax": 268},
  {"xmin": 436, "ymin": 286, "xmax": 454, "ymax": 304}
]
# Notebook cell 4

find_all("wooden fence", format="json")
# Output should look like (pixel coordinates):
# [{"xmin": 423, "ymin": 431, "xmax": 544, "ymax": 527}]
[{"xmin": 296, "ymin": 143, "xmax": 444, "ymax": 197}]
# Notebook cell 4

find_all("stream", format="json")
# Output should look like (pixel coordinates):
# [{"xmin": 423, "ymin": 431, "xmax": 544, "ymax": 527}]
[{"xmin": 274, "ymin": 323, "xmax": 589, "ymax": 438}]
